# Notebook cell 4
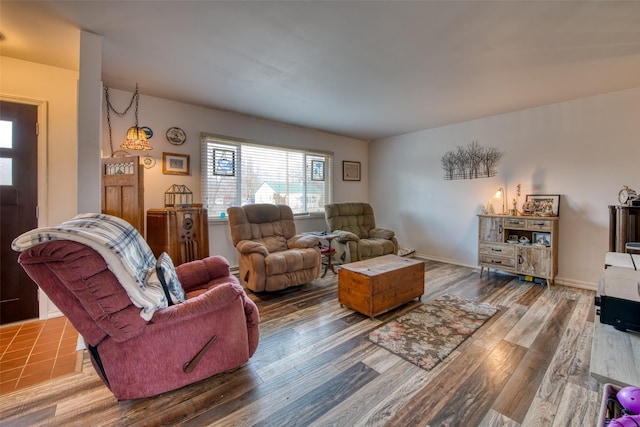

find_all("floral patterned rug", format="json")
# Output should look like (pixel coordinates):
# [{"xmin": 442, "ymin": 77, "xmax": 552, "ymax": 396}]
[{"xmin": 367, "ymin": 294, "xmax": 499, "ymax": 371}]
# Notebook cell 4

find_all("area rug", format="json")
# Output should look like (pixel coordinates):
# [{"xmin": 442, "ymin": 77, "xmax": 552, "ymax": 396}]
[{"xmin": 367, "ymin": 294, "xmax": 499, "ymax": 371}]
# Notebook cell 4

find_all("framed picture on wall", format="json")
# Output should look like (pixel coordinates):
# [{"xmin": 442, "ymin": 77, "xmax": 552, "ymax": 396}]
[
  {"xmin": 343, "ymin": 161, "xmax": 361, "ymax": 181},
  {"xmin": 162, "ymin": 152, "xmax": 190, "ymax": 175},
  {"xmin": 213, "ymin": 149, "xmax": 235, "ymax": 176},
  {"xmin": 311, "ymin": 160, "xmax": 325, "ymax": 181}
]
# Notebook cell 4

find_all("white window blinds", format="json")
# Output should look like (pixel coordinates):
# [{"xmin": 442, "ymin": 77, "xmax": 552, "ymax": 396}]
[{"xmin": 201, "ymin": 133, "xmax": 333, "ymax": 218}]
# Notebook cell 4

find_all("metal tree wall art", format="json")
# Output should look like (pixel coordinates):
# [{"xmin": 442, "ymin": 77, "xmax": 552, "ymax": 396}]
[{"xmin": 441, "ymin": 141, "xmax": 503, "ymax": 180}]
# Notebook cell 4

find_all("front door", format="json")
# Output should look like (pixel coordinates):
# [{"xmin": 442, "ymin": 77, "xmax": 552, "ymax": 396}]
[{"xmin": 0, "ymin": 100, "xmax": 39, "ymax": 324}]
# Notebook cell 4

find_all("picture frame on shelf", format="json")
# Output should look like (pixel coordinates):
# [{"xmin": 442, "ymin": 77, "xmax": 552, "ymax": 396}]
[
  {"xmin": 162, "ymin": 152, "xmax": 190, "ymax": 175},
  {"xmin": 343, "ymin": 161, "xmax": 361, "ymax": 181},
  {"xmin": 533, "ymin": 232, "xmax": 551, "ymax": 246},
  {"xmin": 524, "ymin": 194, "xmax": 560, "ymax": 216}
]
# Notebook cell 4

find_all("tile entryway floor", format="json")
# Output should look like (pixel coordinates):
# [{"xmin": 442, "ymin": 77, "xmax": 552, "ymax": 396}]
[{"xmin": 0, "ymin": 316, "xmax": 81, "ymax": 394}]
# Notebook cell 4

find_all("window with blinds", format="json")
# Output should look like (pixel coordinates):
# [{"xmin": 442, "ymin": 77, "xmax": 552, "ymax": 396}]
[{"xmin": 201, "ymin": 133, "xmax": 333, "ymax": 218}]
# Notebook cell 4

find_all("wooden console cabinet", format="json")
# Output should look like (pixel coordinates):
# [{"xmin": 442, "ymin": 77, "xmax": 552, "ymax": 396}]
[{"xmin": 478, "ymin": 214, "xmax": 559, "ymax": 288}]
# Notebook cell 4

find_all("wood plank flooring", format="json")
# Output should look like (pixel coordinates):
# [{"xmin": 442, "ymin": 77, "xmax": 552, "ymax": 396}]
[{"xmin": 0, "ymin": 260, "xmax": 604, "ymax": 426}]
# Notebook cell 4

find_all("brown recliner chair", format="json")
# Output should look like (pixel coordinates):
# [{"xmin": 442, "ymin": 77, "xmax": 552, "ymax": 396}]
[
  {"xmin": 324, "ymin": 202, "xmax": 398, "ymax": 263},
  {"xmin": 227, "ymin": 204, "xmax": 322, "ymax": 292}
]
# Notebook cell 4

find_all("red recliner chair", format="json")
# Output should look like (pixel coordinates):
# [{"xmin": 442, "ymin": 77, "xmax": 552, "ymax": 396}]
[{"xmin": 14, "ymin": 217, "xmax": 259, "ymax": 400}]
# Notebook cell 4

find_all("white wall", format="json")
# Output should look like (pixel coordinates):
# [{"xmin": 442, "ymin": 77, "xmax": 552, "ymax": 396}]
[
  {"xmin": 370, "ymin": 86, "xmax": 640, "ymax": 289},
  {"xmin": 102, "ymin": 88, "xmax": 369, "ymax": 266}
]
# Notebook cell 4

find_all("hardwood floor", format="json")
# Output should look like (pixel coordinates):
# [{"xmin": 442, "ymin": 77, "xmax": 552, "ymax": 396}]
[{"xmin": 0, "ymin": 260, "xmax": 603, "ymax": 426}]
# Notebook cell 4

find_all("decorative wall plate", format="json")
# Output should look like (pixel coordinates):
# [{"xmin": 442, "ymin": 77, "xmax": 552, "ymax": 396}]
[
  {"xmin": 166, "ymin": 127, "xmax": 186, "ymax": 145},
  {"xmin": 112, "ymin": 149, "xmax": 130, "ymax": 158},
  {"xmin": 141, "ymin": 126, "xmax": 153, "ymax": 139},
  {"xmin": 141, "ymin": 156, "xmax": 156, "ymax": 169}
]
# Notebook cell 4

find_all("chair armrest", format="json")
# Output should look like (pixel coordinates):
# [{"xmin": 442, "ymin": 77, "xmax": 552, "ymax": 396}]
[
  {"xmin": 334, "ymin": 230, "xmax": 360, "ymax": 243},
  {"xmin": 151, "ymin": 281, "xmax": 260, "ymax": 358},
  {"xmin": 176, "ymin": 255, "xmax": 232, "ymax": 292},
  {"xmin": 369, "ymin": 228, "xmax": 395, "ymax": 240},
  {"xmin": 236, "ymin": 240, "xmax": 269, "ymax": 256},
  {"xmin": 151, "ymin": 281, "xmax": 247, "ymax": 323},
  {"xmin": 288, "ymin": 234, "xmax": 320, "ymax": 249}
]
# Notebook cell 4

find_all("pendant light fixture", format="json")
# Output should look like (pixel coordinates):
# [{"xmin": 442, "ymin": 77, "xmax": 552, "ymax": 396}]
[{"xmin": 104, "ymin": 83, "xmax": 152, "ymax": 156}]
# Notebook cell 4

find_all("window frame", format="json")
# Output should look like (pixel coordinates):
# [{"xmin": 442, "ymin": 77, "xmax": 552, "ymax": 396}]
[{"xmin": 201, "ymin": 132, "xmax": 333, "ymax": 220}]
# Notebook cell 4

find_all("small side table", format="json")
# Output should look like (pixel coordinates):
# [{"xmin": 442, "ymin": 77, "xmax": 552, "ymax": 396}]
[
  {"xmin": 303, "ymin": 232, "xmax": 339, "ymax": 278},
  {"xmin": 320, "ymin": 233, "xmax": 338, "ymax": 278}
]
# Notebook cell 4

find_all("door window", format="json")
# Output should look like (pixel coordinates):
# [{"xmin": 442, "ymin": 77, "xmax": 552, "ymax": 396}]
[{"xmin": 0, "ymin": 120, "xmax": 13, "ymax": 185}]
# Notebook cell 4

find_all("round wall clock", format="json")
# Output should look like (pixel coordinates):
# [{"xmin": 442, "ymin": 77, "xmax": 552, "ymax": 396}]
[
  {"xmin": 618, "ymin": 186, "xmax": 637, "ymax": 205},
  {"xmin": 166, "ymin": 127, "xmax": 186, "ymax": 145}
]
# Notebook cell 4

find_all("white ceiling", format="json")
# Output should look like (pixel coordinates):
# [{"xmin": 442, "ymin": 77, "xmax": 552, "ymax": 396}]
[{"xmin": 2, "ymin": 1, "xmax": 640, "ymax": 140}]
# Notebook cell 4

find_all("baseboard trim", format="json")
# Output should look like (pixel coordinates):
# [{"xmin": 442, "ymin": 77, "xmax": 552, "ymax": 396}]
[
  {"xmin": 551, "ymin": 277, "xmax": 597, "ymax": 291},
  {"xmin": 413, "ymin": 252, "xmax": 478, "ymax": 270}
]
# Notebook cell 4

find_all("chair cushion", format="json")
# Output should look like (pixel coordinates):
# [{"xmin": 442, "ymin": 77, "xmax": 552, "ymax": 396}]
[
  {"xmin": 324, "ymin": 202, "xmax": 376, "ymax": 238},
  {"xmin": 260, "ymin": 235, "xmax": 288, "ymax": 253},
  {"xmin": 228, "ymin": 204, "xmax": 297, "ymax": 245},
  {"xmin": 156, "ymin": 253, "xmax": 186, "ymax": 305},
  {"xmin": 265, "ymin": 248, "xmax": 319, "ymax": 275}
]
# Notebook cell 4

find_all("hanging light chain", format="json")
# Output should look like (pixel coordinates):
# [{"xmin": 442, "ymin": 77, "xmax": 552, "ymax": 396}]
[
  {"xmin": 105, "ymin": 83, "xmax": 138, "ymax": 116},
  {"xmin": 104, "ymin": 83, "xmax": 141, "ymax": 156},
  {"xmin": 134, "ymin": 88, "xmax": 140, "ymax": 128},
  {"xmin": 105, "ymin": 86, "xmax": 114, "ymax": 156}
]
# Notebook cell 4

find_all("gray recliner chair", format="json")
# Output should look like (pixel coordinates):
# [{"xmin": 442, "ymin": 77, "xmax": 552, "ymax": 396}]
[{"xmin": 324, "ymin": 202, "xmax": 398, "ymax": 263}]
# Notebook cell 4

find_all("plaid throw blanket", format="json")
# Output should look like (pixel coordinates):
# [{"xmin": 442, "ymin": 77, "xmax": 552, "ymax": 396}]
[{"xmin": 12, "ymin": 213, "xmax": 167, "ymax": 320}]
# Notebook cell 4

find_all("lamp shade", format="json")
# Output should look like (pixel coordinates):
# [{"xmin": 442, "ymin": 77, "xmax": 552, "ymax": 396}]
[{"xmin": 121, "ymin": 127, "xmax": 152, "ymax": 150}]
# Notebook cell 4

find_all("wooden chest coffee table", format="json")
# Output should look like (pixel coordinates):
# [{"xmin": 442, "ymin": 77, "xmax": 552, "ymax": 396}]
[{"xmin": 338, "ymin": 254, "xmax": 425, "ymax": 318}]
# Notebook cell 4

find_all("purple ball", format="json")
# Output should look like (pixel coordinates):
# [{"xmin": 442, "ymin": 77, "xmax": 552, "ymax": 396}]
[
  {"xmin": 618, "ymin": 387, "xmax": 640, "ymax": 415},
  {"xmin": 609, "ymin": 414, "xmax": 640, "ymax": 427}
]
